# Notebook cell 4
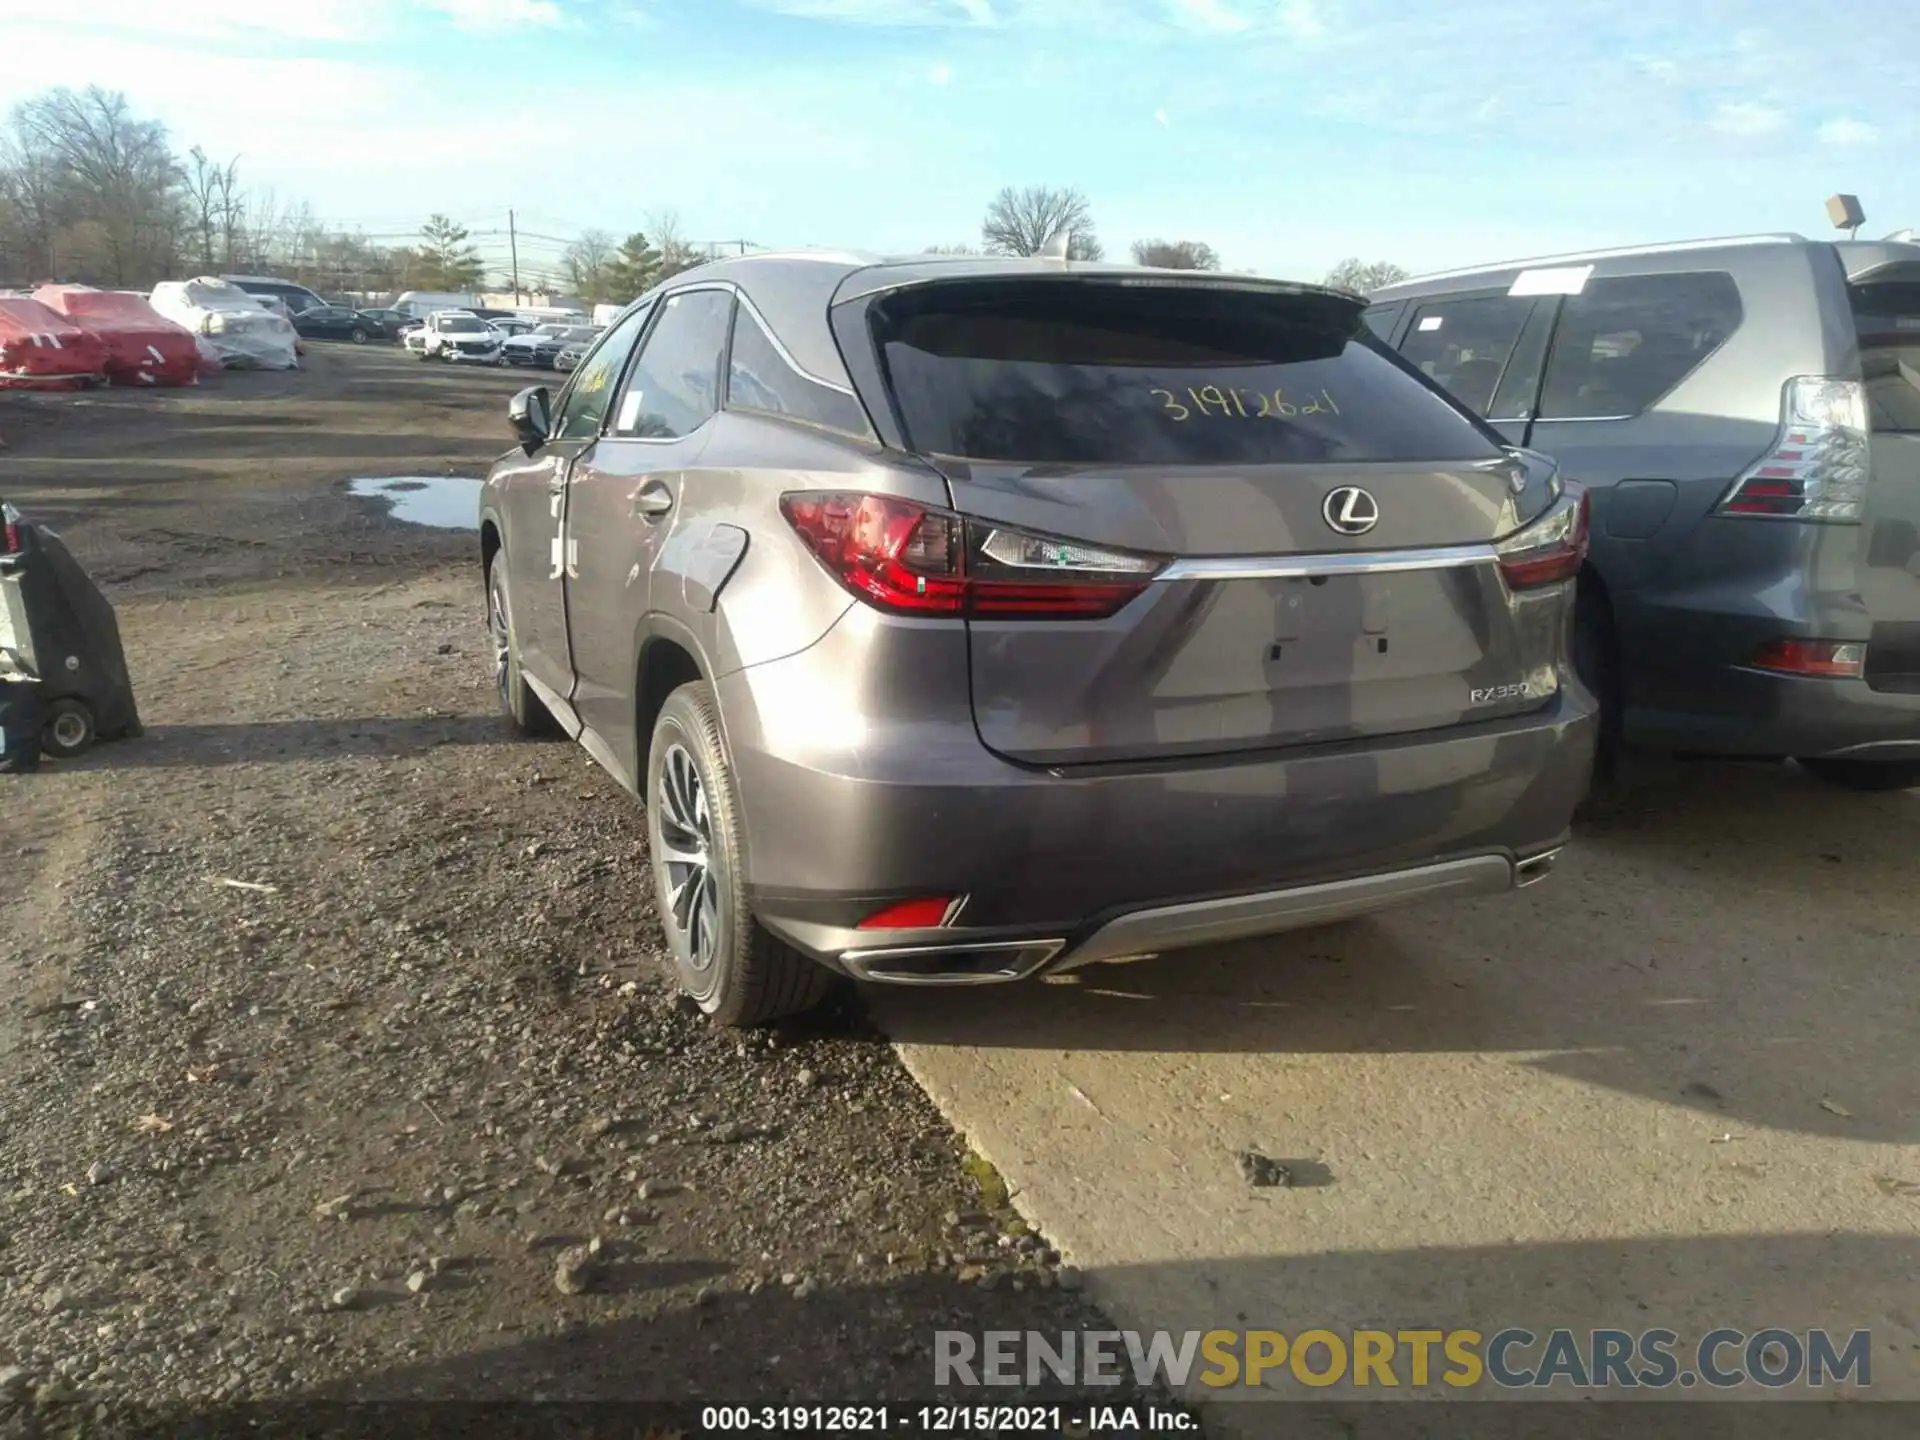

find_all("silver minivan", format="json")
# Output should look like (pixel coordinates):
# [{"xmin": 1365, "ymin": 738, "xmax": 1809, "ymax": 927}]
[{"xmin": 1371, "ymin": 235, "xmax": 1920, "ymax": 790}]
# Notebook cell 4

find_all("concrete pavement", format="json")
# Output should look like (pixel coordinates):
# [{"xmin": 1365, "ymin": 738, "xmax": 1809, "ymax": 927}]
[{"xmin": 877, "ymin": 756, "xmax": 1920, "ymax": 1429}]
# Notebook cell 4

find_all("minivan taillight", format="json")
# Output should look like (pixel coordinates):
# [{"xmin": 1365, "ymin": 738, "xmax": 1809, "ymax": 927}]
[
  {"xmin": 1, "ymin": 506, "xmax": 21, "ymax": 554},
  {"xmin": 779, "ymin": 491, "xmax": 1164, "ymax": 620},
  {"xmin": 1718, "ymin": 377, "xmax": 1871, "ymax": 521},
  {"xmin": 1495, "ymin": 483, "xmax": 1589, "ymax": 591}
]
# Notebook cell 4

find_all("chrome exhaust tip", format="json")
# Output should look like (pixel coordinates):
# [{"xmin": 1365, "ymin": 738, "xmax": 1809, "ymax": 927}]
[
  {"xmin": 1513, "ymin": 848, "xmax": 1561, "ymax": 888},
  {"xmin": 840, "ymin": 939, "xmax": 1066, "ymax": 987}
]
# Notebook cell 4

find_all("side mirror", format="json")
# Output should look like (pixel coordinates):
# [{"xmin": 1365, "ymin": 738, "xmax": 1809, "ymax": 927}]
[{"xmin": 508, "ymin": 385, "xmax": 551, "ymax": 451}]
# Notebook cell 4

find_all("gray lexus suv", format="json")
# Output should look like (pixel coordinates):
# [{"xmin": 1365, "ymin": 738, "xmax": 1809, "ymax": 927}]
[
  {"xmin": 479, "ymin": 253, "xmax": 1597, "ymax": 1024},
  {"xmin": 1370, "ymin": 234, "xmax": 1920, "ymax": 790}
]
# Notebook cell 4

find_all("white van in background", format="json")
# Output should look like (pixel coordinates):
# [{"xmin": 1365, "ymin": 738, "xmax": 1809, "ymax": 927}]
[{"xmin": 390, "ymin": 291, "xmax": 483, "ymax": 320}]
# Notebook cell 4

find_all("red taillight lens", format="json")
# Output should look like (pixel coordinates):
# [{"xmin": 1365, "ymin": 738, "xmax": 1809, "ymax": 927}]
[
  {"xmin": 780, "ymin": 491, "xmax": 1163, "ymax": 620},
  {"xmin": 1750, "ymin": 639, "xmax": 1866, "ymax": 679},
  {"xmin": 1719, "ymin": 378, "xmax": 1871, "ymax": 522},
  {"xmin": 1, "ymin": 505, "xmax": 20, "ymax": 554},
  {"xmin": 1496, "ymin": 483, "xmax": 1589, "ymax": 591},
  {"xmin": 856, "ymin": 896, "xmax": 960, "ymax": 930}
]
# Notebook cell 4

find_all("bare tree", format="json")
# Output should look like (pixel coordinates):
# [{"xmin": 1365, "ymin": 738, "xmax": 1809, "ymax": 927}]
[
  {"xmin": 183, "ymin": 146, "xmax": 241, "ymax": 272},
  {"xmin": 1131, "ymin": 238, "xmax": 1221, "ymax": 270},
  {"xmin": 1323, "ymin": 258, "xmax": 1410, "ymax": 296},
  {"xmin": 923, "ymin": 244, "xmax": 980, "ymax": 255},
  {"xmin": 5, "ymin": 87, "xmax": 182, "ymax": 284},
  {"xmin": 647, "ymin": 210, "xmax": 707, "ymax": 280},
  {"xmin": 563, "ymin": 228, "xmax": 616, "ymax": 301},
  {"xmin": 981, "ymin": 186, "xmax": 1102, "ymax": 261}
]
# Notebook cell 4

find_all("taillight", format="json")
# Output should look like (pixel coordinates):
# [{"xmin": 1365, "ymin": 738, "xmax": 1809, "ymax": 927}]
[
  {"xmin": 1495, "ymin": 482, "xmax": 1589, "ymax": 591},
  {"xmin": 1719, "ymin": 377, "xmax": 1870, "ymax": 521},
  {"xmin": 1, "ymin": 505, "xmax": 21, "ymax": 554},
  {"xmin": 779, "ymin": 491, "xmax": 1164, "ymax": 620},
  {"xmin": 1750, "ymin": 639, "xmax": 1866, "ymax": 679}
]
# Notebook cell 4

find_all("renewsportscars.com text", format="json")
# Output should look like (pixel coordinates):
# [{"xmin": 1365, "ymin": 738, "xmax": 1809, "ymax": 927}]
[{"xmin": 935, "ymin": 1327, "xmax": 1872, "ymax": 1391}]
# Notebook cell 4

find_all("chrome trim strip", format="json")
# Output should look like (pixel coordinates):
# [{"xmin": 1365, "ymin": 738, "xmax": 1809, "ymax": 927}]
[
  {"xmin": 1157, "ymin": 543, "xmax": 1498, "ymax": 583},
  {"xmin": 1064, "ymin": 855, "xmax": 1518, "ymax": 969}
]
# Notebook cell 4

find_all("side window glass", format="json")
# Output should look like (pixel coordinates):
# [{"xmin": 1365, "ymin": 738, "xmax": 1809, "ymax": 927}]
[
  {"xmin": 1487, "ymin": 302, "xmax": 1556, "ymax": 421},
  {"xmin": 1361, "ymin": 302, "xmax": 1404, "ymax": 343},
  {"xmin": 552, "ymin": 303, "xmax": 652, "ymax": 442},
  {"xmin": 1537, "ymin": 273, "xmax": 1743, "ymax": 420},
  {"xmin": 1396, "ymin": 295, "xmax": 1533, "ymax": 417},
  {"xmin": 611, "ymin": 290, "xmax": 734, "ymax": 439},
  {"xmin": 726, "ymin": 304, "xmax": 872, "ymax": 436}
]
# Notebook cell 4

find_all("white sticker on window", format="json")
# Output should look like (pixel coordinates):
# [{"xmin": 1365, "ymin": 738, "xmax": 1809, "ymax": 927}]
[
  {"xmin": 1509, "ymin": 265, "xmax": 1594, "ymax": 297},
  {"xmin": 617, "ymin": 390, "xmax": 645, "ymax": 434},
  {"xmin": 1417, "ymin": 315, "xmax": 1444, "ymax": 332}
]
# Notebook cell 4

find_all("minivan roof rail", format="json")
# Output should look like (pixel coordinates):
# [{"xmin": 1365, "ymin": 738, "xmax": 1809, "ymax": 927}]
[{"xmin": 1396, "ymin": 233, "xmax": 1811, "ymax": 287}]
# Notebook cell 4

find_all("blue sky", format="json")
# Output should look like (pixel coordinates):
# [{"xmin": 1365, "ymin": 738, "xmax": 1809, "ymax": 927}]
[{"xmin": 4, "ymin": 0, "xmax": 1916, "ymax": 284}]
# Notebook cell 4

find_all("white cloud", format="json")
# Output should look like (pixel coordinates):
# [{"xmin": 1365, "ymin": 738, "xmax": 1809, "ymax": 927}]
[
  {"xmin": 1817, "ymin": 116, "xmax": 1879, "ymax": 148},
  {"xmin": 40, "ymin": 0, "xmax": 388, "ymax": 40},
  {"xmin": 1639, "ymin": 57, "xmax": 1680, "ymax": 82},
  {"xmin": 1167, "ymin": 0, "xmax": 1249, "ymax": 32},
  {"xmin": 420, "ymin": 0, "xmax": 563, "ymax": 29},
  {"xmin": 927, "ymin": 60, "xmax": 954, "ymax": 84},
  {"xmin": 1154, "ymin": 106, "xmax": 1170, "ymax": 125},
  {"xmin": 743, "ymin": 0, "xmax": 994, "ymax": 22},
  {"xmin": 1276, "ymin": 0, "xmax": 1324, "ymax": 40},
  {"xmin": 1709, "ymin": 101, "xmax": 1785, "ymax": 137}
]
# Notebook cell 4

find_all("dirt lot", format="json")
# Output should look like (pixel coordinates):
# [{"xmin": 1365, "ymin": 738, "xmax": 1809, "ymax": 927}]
[{"xmin": 0, "ymin": 350, "xmax": 1175, "ymax": 1430}]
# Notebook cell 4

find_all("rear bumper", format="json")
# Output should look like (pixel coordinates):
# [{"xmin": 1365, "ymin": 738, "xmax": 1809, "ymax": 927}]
[
  {"xmin": 1626, "ymin": 670, "xmax": 1920, "ymax": 760},
  {"xmin": 718, "ymin": 631, "xmax": 1595, "ymax": 974},
  {"xmin": 823, "ymin": 848, "xmax": 1563, "ymax": 985}
]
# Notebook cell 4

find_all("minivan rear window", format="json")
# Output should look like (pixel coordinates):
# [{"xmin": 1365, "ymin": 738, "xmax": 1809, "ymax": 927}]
[
  {"xmin": 1851, "ymin": 280, "xmax": 1920, "ymax": 434},
  {"xmin": 868, "ymin": 281, "xmax": 1503, "ymax": 465}
]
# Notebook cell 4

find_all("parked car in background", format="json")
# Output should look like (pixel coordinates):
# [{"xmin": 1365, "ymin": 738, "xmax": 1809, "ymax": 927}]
[
  {"xmin": 1369, "ymin": 233, "xmax": 1920, "ymax": 791},
  {"xmin": 222, "ymin": 274, "xmax": 329, "ymax": 315},
  {"xmin": 293, "ymin": 305, "xmax": 396, "ymax": 344},
  {"xmin": 490, "ymin": 317, "xmax": 537, "ymax": 339},
  {"xmin": 478, "ymin": 253, "xmax": 1595, "ymax": 1025},
  {"xmin": 358, "ymin": 307, "xmax": 409, "ymax": 333},
  {"xmin": 552, "ymin": 338, "xmax": 590, "ymax": 373},
  {"xmin": 149, "ymin": 278, "xmax": 300, "ymax": 369},
  {"xmin": 416, "ymin": 310, "xmax": 503, "ymax": 364},
  {"xmin": 503, "ymin": 323, "xmax": 601, "ymax": 370}
]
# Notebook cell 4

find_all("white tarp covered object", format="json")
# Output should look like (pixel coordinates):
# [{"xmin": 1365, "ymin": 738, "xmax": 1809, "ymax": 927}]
[{"xmin": 149, "ymin": 278, "xmax": 299, "ymax": 370}]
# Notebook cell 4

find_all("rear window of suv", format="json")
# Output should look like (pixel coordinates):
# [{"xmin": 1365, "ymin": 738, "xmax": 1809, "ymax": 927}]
[
  {"xmin": 866, "ymin": 280, "xmax": 1503, "ymax": 465},
  {"xmin": 1537, "ymin": 272, "xmax": 1742, "ymax": 419},
  {"xmin": 1851, "ymin": 279, "xmax": 1920, "ymax": 434}
]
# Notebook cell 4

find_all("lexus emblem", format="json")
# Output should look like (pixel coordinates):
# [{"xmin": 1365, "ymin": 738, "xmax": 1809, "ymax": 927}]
[{"xmin": 1322, "ymin": 486, "xmax": 1380, "ymax": 537}]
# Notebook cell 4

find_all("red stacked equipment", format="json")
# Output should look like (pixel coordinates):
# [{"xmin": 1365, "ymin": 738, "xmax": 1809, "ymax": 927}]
[
  {"xmin": 0, "ymin": 296, "xmax": 109, "ymax": 390},
  {"xmin": 31, "ymin": 285, "xmax": 198, "ymax": 387}
]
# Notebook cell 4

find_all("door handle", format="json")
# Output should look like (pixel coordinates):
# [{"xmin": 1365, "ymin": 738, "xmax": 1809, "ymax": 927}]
[{"xmin": 633, "ymin": 483, "xmax": 674, "ymax": 519}]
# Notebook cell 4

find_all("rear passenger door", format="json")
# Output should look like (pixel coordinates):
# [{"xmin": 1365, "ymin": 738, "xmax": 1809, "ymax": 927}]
[
  {"xmin": 1393, "ymin": 289, "xmax": 1552, "ymax": 443},
  {"xmin": 564, "ymin": 287, "xmax": 736, "ymax": 787}
]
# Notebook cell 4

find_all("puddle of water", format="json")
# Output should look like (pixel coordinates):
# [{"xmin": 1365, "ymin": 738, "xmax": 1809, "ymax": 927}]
[{"xmin": 347, "ymin": 475, "xmax": 482, "ymax": 531}]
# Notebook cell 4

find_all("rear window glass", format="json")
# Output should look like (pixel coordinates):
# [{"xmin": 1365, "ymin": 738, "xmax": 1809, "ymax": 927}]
[
  {"xmin": 1851, "ymin": 280, "xmax": 1920, "ymax": 435},
  {"xmin": 869, "ymin": 281, "xmax": 1502, "ymax": 465},
  {"xmin": 1538, "ymin": 272, "xmax": 1742, "ymax": 419}
]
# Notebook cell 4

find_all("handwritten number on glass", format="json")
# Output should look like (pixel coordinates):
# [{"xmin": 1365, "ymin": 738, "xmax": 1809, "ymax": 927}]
[{"xmin": 1151, "ymin": 387, "xmax": 1341, "ymax": 421}]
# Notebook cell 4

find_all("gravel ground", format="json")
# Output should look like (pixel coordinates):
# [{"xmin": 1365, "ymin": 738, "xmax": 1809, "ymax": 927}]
[{"xmin": 0, "ymin": 351, "xmax": 1191, "ymax": 1435}]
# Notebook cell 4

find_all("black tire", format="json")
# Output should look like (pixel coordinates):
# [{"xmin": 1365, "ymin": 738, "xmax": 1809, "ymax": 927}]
[
  {"xmin": 1570, "ymin": 579, "xmax": 1623, "ymax": 791},
  {"xmin": 486, "ymin": 555, "xmax": 555, "ymax": 736},
  {"xmin": 1796, "ymin": 757, "xmax": 1920, "ymax": 792},
  {"xmin": 647, "ymin": 682, "xmax": 833, "ymax": 1026},
  {"xmin": 41, "ymin": 698, "xmax": 96, "ymax": 759},
  {"xmin": 348, "ymin": 327, "xmax": 369, "ymax": 345}
]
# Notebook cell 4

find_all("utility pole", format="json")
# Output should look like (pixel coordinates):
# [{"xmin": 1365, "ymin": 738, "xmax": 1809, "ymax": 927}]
[{"xmin": 509, "ymin": 209, "xmax": 522, "ymax": 304}]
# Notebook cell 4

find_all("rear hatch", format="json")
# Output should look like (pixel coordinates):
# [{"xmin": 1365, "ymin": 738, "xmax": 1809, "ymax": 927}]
[
  {"xmin": 1847, "ymin": 262, "xmax": 1920, "ymax": 691},
  {"xmin": 861, "ymin": 277, "xmax": 1572, "ymax": 765}
]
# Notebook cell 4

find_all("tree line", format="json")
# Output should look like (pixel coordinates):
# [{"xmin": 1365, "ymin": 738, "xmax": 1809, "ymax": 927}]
[{"xmin": 0, "ymin": 89, "xmax": 1410, "ymax": 303}]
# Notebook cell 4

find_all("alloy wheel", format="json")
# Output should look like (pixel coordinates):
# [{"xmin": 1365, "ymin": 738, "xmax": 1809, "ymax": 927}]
[
  {"xmin": 487, "ymin": 571, "xmax": 511, "ymax": 708},
  {"xmin": 656, "ymin": 743, "xmax": 719, "ymax": 972}
]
